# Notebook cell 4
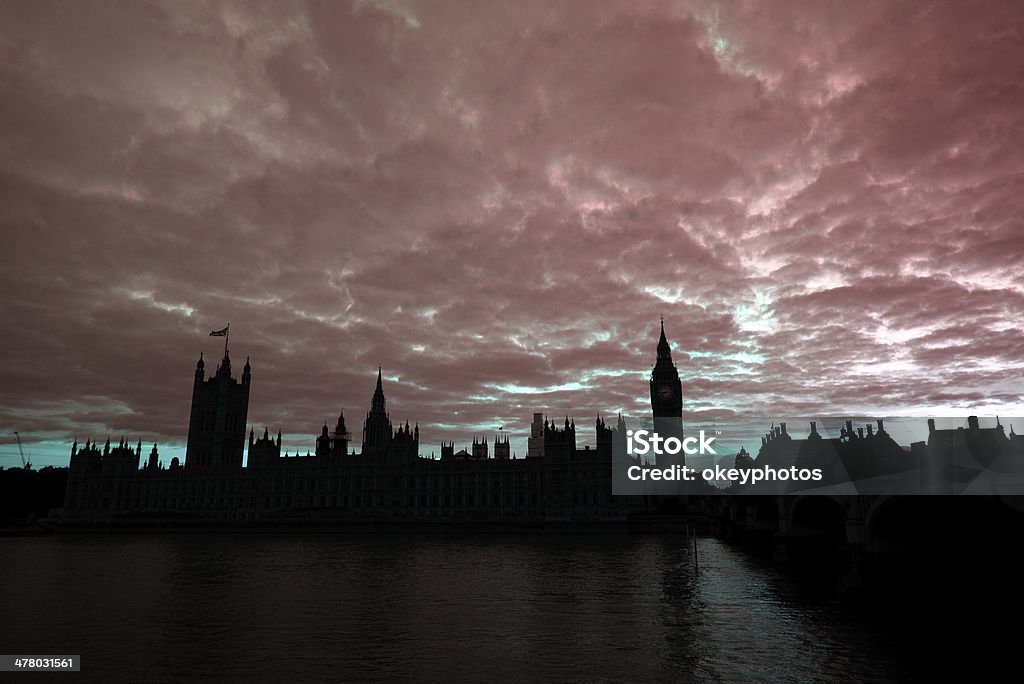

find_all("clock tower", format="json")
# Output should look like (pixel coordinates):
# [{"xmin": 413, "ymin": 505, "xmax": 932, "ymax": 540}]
[{"xmin": 650, "ymin": 318, "xmax": 682, "ymax": 418}]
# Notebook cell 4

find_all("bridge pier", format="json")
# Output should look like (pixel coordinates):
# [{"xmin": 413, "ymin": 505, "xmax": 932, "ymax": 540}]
[
  {"xmin": 772, "ymin": 533, "xmax": 790, "ymax": 562},
  {"xmin": 714, "ymin": 495, "xmax": 873, "ymax": 594}
]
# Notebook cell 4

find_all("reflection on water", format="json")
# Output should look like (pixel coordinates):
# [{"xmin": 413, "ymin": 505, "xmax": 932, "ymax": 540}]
[{"xmin": 1, "ymin": 535, "xmax": 918, "ymax": 681}]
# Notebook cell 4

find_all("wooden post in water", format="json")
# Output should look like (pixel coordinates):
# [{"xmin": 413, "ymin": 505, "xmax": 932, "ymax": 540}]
[{"xmin": 693, "ymin": 525, "xmax": 699, "ymax": 572}]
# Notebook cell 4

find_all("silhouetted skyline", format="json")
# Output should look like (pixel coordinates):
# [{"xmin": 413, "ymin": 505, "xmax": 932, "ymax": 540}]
[{"xmin": 2, "ymin": 1, "xmax": 1023, "ymax": 467}]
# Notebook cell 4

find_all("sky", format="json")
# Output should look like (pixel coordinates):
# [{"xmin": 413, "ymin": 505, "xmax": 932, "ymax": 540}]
[{"xmin": 1, "ymin": 0, "xmax": 1023, "ymax": 467}]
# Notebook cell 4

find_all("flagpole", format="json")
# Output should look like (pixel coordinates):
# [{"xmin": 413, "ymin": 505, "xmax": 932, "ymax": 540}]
[{"xmin": 224, "ymin": 323, "xmax": 230, "ymax": 358}]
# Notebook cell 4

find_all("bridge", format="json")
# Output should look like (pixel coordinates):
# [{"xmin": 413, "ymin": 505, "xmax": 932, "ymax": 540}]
[{"xmin": 696, "ymin": 493, "xmax": 1024, "ymax": 601}]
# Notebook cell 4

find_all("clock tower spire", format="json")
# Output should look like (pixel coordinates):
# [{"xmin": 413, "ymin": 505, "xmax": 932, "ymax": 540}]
[
  {"xmin": 657, "ymin": 316, "xmax": 671, "ymax": 360},
  {"xmin": 650, "ymin": 318, "xmax": 682, "ymax": 418}
]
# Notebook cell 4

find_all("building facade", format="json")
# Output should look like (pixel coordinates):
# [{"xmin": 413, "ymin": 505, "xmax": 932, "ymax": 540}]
[
  {"xmin": 61, "ymin": 321, "xmax": 1024, "ymax": 522},
  {"xmin": 62, "ymin": 324, "xmax": 697, "ymax": 524}
]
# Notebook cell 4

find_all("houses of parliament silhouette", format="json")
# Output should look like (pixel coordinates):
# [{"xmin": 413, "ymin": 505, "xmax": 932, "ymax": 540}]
[
  {"xmin": 62, "ymin": 322, "xmax": 689, "ymax": 523},
  {"xmin": 60, "ymin": 319, "xmax": 1024, "ymax": 524}
]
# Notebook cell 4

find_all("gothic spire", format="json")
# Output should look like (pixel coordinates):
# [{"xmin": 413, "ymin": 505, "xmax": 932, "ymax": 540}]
[
  {"xmin": 657, "ymin": 317, "xmax": 671, "ymax": 360},
  {"xmin": 371, "ymin": 367, "xmax": 386, "ymax": 413},
  {"xmin": 218, "ymin": 348, "xmax": 232, "ymax": 376}
]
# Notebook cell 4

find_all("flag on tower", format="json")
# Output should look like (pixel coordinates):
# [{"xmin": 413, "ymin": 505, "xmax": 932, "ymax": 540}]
[{"xmin": 209, "ymin": 326, "xmax": 229, "ymax": 337}]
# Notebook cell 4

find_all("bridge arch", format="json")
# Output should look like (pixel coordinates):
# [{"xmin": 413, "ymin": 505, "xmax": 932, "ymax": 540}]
[
  {"xmin": 746, "ymin": 495, "xmax": 782, "ymax": 532},
  {"xmin": 865, "ymin": 495, "xmax": 1024, "ymax": 554},
  {"xmin": 789, "ymin": 495, "xmax": 847, "ymax": 538},
  {"xmin": 863, "ymin": 496, "xmax": 1024, "ymax": 614},
  {"xmin": 785, "ymin": 495, "xmax": 848, "ymax": 562}
]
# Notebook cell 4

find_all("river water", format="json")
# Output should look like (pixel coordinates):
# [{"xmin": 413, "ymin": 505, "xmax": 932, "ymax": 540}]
[{"xmin": 1, "ymin": 534, "xmax": 920, "ymax": 681}]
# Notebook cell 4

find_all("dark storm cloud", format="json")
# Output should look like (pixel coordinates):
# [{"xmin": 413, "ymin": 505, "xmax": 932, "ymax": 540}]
[{"xmin": 1, "ymin": 0, "xmax": 1022, "ymax": 463}]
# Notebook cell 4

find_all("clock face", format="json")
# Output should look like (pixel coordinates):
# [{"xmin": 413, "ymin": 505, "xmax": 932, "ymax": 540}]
[{"xmin": 657, "ymin": 384, "xmax": 675, "ymax": 400}]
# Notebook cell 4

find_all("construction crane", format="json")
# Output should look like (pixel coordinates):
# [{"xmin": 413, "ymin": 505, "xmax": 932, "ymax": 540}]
[{"xmin": 13, "ymin": 431, "xmax": 31, "ymax": 470}]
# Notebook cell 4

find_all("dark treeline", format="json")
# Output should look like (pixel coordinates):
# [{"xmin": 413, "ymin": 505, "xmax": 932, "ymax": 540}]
[{"xmin": 0, "ymin": 467, "xmax": 67, "ymax": 524}]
